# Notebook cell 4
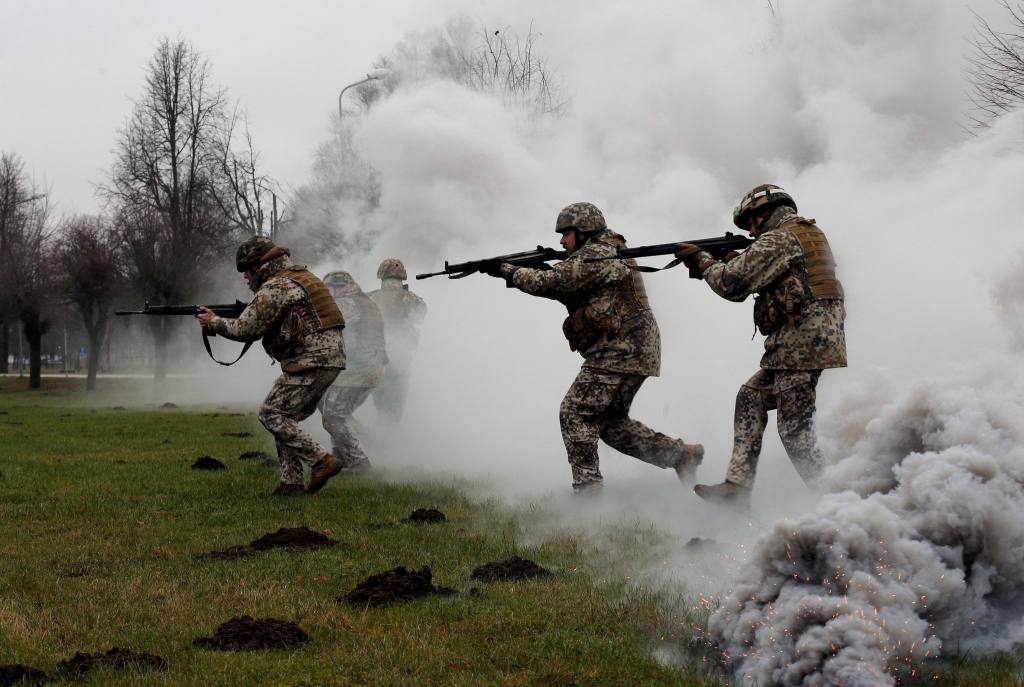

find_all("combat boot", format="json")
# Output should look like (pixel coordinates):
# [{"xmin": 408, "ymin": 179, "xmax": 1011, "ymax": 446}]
[
  {"xmin": 572, "ymin": 480, "xmax": 603, "ymax": 496},
  {"xmin": 693, "ymin": 481, "xmax": 751, "ymax": 512},
  {"xmin": 270, "ymin": 483, "xmax": 305, "ymax": 496},
  {"xmin": 347, "ymin": 459, "xmax": 373, "ymax": 475},
  {"xmin": 673, "ymin": 443, "xmax": 704, "ymax": 485},
  {"xmin": 306, "ymin": 455, "xmax": 343, "ymax": 494}
]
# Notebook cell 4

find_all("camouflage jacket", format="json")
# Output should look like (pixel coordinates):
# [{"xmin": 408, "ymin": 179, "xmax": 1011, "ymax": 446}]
[
  {"xmin": 331, "ymin": 283, "xmax": 386, "ymax": 388},
  {"xmin": 504, "ymin": 229, "xmax": 661, "ymax": 377},
  {"xmin": 367, "ymin": 279, "xmax": 427, "ymax": 360},
  {"xmin": 208, "ymin": 255, "xmax": 346, "ymax": 369},
  {"xmin": 696, "ymin": 206, "xmax": 847, "ymax": 370}
]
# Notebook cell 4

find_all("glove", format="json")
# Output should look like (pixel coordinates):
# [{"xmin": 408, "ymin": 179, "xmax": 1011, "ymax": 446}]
[
  {"xmin": 480, "ymin": 261, "xmax": 503, "ymax": 278},
  {"xmin": 674, "ymin": 243, "xmax": 703, "ymax": 269}
]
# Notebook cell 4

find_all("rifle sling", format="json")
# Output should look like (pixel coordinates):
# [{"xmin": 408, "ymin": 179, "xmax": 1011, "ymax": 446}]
[
  {"xmin": 625, "ymin": 257, "xmax": 684, "ymax": 273},
  {"xmin": 202, "ymin": 329, "xmax": 254, "ymax": 366}
]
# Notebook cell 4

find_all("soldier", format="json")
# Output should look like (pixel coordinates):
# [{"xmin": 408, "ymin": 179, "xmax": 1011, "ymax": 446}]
[
  {"xmin": 676, "ymin": 185, "xmax": 847, "ymax": 510},
  {"xmin": 484, "ymin": 202, "xmax": 704, "ymax": 493},
  {"xmin": 367, "ymin": 259, "xmax": 427, "ymax": 423},
  {"xmin": 319, "ymin": 270, "xmax": 386, "ymax": 473},
  {"xmin": 196, "ymin": 237, "xmax": 345, "ymax": 495}
]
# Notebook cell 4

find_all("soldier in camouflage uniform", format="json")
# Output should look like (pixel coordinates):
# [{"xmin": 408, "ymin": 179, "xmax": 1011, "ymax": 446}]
[
  {"xmin": 197, "ymin": 236, "xmax": 346, "ymax": 495},
  {"xmin": 676, "ymin": 185, "xmax": 847, "ymax": 509},
  {"xmin": 367, "ymin": 259, "xmax": 427, "ymax": 423},
  {"xmin": 484, "ymin": 202, "xmax": 704, "ymax": 493},
  {"xmin": 318, "ymin": 270, "xmax": 386, "ymax": 473}
]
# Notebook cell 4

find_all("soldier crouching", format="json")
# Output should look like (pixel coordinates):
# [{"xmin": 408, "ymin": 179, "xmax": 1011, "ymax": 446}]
[
  {"xmin": 676, "ymin": 185, "xmax": 847, "ymax": 510},
  {"xmin": 196, "ymin": 236, "xmax": 346, "ymax": 495},
  {"xmin": 485, "ymin": 202, "xmax": 704, "ymax": 493}
]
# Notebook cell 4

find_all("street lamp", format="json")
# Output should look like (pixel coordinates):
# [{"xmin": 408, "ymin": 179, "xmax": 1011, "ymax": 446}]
[{"xmin": 338, "ymin": 68, "xmax": 389, "ymax": 128}]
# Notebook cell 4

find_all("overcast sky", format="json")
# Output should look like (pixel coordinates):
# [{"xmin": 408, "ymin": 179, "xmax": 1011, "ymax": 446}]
[{"xmin": 0, "ymin": 0, "xmax": 443, "ymax": 214}]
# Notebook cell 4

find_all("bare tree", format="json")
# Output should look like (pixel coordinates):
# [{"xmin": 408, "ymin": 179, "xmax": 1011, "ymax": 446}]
[
  {"xmin": 100, "ymin": 37, "xmax": 241, "ymax": 391},
  {"xmin": 211, "ymin": 108, "xmax": 283, "ymax": 237},
  {"xmin": 0, "ymin": 153, "xmax": 23, "ymax": 374},
  {"xmin": 966, "ymin": 1, "xmax": 1024, "ymax": 129},
  {"xmin": 53, "ymin": 215, "xmax": 122, "ymax": 390}
]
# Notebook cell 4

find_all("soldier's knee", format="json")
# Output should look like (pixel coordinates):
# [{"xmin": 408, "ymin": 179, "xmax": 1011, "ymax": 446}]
[{"xmin": 257, "ymin": 406, "xmax": 275, "ymax": 429}]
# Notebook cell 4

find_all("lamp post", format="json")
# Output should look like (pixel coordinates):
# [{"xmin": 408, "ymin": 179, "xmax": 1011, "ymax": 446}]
[{"xmin": 338, "ymin": 68, "xmax": 389, "ymax": 129}]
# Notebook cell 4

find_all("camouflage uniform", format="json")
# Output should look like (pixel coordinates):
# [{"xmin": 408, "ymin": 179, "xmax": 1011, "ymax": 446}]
[
  {"xmin": 319, "ymin": 274, "xmax": 386, "ymax": 471},
  {"xmin": 367, "ymin": 262, "xmax": 427, "ymax": 423},
  {"xmin": 693, "ymin": 205, "xmax": 846, "ymax": 489},
  {"xmin": 209, "ymin": 251, "xmax": 345, "ymax": 487},
  {"xmin": 503, "ymin": 224, "xmax": 692, "ymax": 490}
]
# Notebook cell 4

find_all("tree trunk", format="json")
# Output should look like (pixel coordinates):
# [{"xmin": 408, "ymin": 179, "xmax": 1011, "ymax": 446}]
[
  {"xmin": 84, "ymin": 315, "xmax": 107, "ymax": 392},
  {"xmin": 0, "ymin": 322, "xmax": 8, "ymax": 374},
  {"xmin": 148, "ymin": 317, "xmax": 175, "ymax": 397}
]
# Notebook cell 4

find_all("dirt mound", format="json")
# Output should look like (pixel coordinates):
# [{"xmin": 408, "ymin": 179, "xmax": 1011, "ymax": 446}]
[
  {"xmin": 192, "ymin": 456, "xmax": 226, "ymax": 470},
  {"xmin": 193, "ymin": 616, "xmax": 308, "ymax": 650},
  {"xmin": 238, "ymin": 451, "xmax": 271, "ymax": 461},
  {"xmin": 402, "ymin": 508, "xmax": 446, "ymax": 524},
  {"xmin": 111, "ymin": 406, "xmax": 126, "ymax": 411},
  {"xmin": 0, "ymin": 664, "xmax": 47, "ymax": 685},
  {"xmin": 58, "ymin": 647, "xmax": 167, "ymax": 673},
  {"xmin": 684, "ymin": 537, "xmax": 717, "ymax": 551},
  {"xmin": 341, "ymin": 566, "xmax": 458, "ymax": 608},
  {"xmin": 470, "ymin": 556, "xmax": 550, "ymax": 582},
  {"xmin": 160, "ymin": 402, "xmax": 177, "ymax": 409},
  {"xmin": 222, "ymin": 432, "xmax": 253, "ymax": 438},
  {"xmin": 249, "ymin": 526, "xmax": 337, "ymax": 551}
]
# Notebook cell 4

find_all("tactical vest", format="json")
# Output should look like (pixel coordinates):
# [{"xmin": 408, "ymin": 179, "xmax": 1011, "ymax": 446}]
[
  {"xmin": 753, "ymin": 219, "xmax": 841, "ymax": 336},
  {"xmin": 784, "ymin": 219, "xmax": 842, "ymax": 300},
  {"xmin": 349, "ymin": 293, "xmax": 387, "ymax": 352},
  {"xmin": 262, "ymin": 266, "xmax": 344, "ymax": 361},
  {"xmin": 562, "ymin": 234, "xmax": 651, "ymax": 352}
]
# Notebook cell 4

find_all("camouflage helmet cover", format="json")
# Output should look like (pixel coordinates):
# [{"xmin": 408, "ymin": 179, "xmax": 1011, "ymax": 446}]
[
  {"xmin": 555, "ymin": 202, "xmax": 607, "ymax": 235},
  {"xmin": 376, "ymin": 258, "xmax": 407, "ymax": 280},
  {"xmin": 322, "ymin": 270, "xmax": 355, "ymax": 287},
  {"xmin": 236, "ymin": 235, "xmax": 275, "ymax": 272},
  {"xmin": 733, "ymin": 184, "xmax": 797, "ymax": 229}
]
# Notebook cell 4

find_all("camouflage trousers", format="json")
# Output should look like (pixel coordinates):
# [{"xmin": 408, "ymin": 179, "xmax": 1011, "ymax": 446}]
[
  {"xmin": 320, "ymin": 385, "xmax": 373, "ymax": 470},
  {"xmin": 560, "ymin": 367, "xmax": 687, "ymax": 489},
  {"xmin": 725, "ymin": 369, "xmax": 823, "ymax": 489},
  {"xmin": 372, "ymin": 370, "xmax": 410, "ymax": 424},
  {"xmin": 258, "ymin": 368, "xmax": 340, "ymax": 487}
]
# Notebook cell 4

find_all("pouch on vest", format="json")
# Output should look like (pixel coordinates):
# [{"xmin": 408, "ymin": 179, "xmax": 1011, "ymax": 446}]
[
  {"xmin": 264, "ymin": 310, "xmax": 306, "ymax": 360},
  {"xmin": 562, "ymin": 301, "xmax": 622, "ymax": 353},
  {"xmin": 753, "ymin": 272, "xmax": 805, "ymax": 336}
]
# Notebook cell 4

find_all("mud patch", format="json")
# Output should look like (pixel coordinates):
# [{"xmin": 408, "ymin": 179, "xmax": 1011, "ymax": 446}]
[
  {"xmin": 249, "ymin": 526, "xmax": 337, "ymax": 551},
  {"xmin": 341, "ymin": 566, "xmax": 459, "ymax": 608},
  {"xmin": 238, "ymin": 451, "xmax": 271, "ymax": 461},
  {"xmin": 111, "ymin": 406, "xmax": 126, "ymax": 411},
  {"xmin": 222, "ymin": 432, "xmax": 253, "ymax": 438},
  {"xmin": 193, "ymin": 616, "xmax": 308, "ymax": 650},
  {"xmin": 199, "ymin": 526, "xmax": 338, "ymax": 560},
  {"xmin": 0, "ymin": 664, "xmax": 47, "ymax": 686},
  {"xmin": 192, "ymin": 456, "xmax": 226, "ymax": 470},
  {"xmin": 403, "ymin": 508, "xmax": 446, "ymax": 524},
  {"xmin": 684, "ymin": 537, "xmax": 717, "ymax": 552},
  {"xmin": 470, "ymin": 556, "xmax": 550, "ymax": 582},
  {"xmin": 160, "ymin": 402, "xmax": 178, "ymax": 409},
  {"xmin": 58, "ymin": 648, "xmax": 167, "ymax": 674}
]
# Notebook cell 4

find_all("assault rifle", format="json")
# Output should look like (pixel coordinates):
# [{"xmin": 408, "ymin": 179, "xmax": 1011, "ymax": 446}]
[
  {"xmin": 116, "ymin": 300, "xmax": 253, "ymax": 365},
  {"xmin": 416, "ymin": 245, "xmax": 567, "ymax": 280},
  {"xmin": 582, "ymin": 232, "xmax": 754, "ymax": 277}
]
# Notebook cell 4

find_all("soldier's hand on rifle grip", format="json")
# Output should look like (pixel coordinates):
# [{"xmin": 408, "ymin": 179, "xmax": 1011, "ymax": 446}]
[
  {"xmin": 722, "ymin": 251, "xmax": 740, "ymax": 263},
  {"xmin": 674, "ymin": 243, "xmax": 703, "ymax": 269},
  {"xmin": 480, "ymin": 261, "xmax": 503, "ymax": 278},
  {"xmin": 196, "ymin": 306, "xmax": 216, "ymax": 328}
]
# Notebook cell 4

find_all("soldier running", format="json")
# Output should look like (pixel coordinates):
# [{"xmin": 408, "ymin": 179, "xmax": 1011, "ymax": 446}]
[
  {"xmin": 319, "ymin": 270, "xmax": 386, "ymax": 473},
  {"xmin": 196, "ymin": 237, "xmax": 346, "ymax": 495},
  {"xmin": 484, "ymin": 202, "xmax": 704, "ymax": 493},
  {"xmin": 367, "ymin": 259, "xmax": 427, "ymax": 423},
  {"xmin": 676, "ymin": 185, "xmax": 847, "ymax": 510}
]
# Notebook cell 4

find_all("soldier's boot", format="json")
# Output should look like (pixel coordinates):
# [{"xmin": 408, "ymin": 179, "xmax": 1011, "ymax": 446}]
[
  {"xmin": 572, "ymin": 480, "xmax": 603, "ymax": 496},
  {"xmin": 347, "ymin": 458, "xmax": 373, "ymax": 475},
  {"xmin": 673, "ymin": 443, "xmax": 704, "ymax": 485},
  {"xmin": 693, "ymin": 481, "xmax": 751, "ymax": 512},
  {"xmin": 306, "ymin": 455, "xmax": 343, "ymax": 494},
  {"xmin": 270, "ymin": 483, "xmax": 305, "ymax": 496}
]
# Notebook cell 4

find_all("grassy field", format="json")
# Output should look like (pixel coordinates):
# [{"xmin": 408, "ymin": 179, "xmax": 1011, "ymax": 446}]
[
  {"xmin": 3, "ymin": 377, "xmax": 1023, "ymax": 686},
  {"xmin": 0, "ymin": 377, "xmax": 725, "ymax": 686}
]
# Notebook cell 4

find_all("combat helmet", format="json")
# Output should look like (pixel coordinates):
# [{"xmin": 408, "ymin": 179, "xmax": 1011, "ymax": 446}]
[
  {"xmin": 323, "ymin": 270, "xmax": 355, "ymax": 288},
  {"xmin": 733, "ymin": 185, "xmax": 797, "ymax": 229},
  {"xmin": 236, "ymin": 235, "xmax": 275, "ymax": 272},
  {"xmin": 555, "ymin": 202, "xmax": 607, "ymax": 235},
  {"xmin": 377, "ymin": 258, "xmax": 407, "ymax": 280}
]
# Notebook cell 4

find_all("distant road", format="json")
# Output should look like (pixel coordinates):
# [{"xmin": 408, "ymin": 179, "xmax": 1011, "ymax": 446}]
[{"xmin": 0, "ymin": 373, "xmax": 207, "ymax": 379}]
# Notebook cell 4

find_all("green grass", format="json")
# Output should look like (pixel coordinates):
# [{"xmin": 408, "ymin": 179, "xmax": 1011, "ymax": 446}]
[{"xmin": 0, "ymin": 377, "xmax": 724, "ymax": 686}]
